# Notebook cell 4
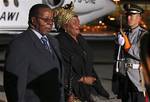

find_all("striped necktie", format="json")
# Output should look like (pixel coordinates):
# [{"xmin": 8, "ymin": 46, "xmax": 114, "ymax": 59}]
[{"xmin": 41, "ymin": 36, "xmax": 52, "ymax": 53}]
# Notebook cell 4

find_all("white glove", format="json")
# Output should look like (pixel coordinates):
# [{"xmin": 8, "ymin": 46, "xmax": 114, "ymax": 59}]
[{"xmin": 118, "ymin": 35, "xmax": 125, "ymax": 46}]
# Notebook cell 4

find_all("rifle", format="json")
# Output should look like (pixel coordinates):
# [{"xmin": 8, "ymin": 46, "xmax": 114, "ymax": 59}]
[
  {"xmin": 116, "ymin": 14, "xmax": 131, "ymax": 72},
  {"xmin": 115, "ymin": 14, "xmax": 123, "ymax": 72}
]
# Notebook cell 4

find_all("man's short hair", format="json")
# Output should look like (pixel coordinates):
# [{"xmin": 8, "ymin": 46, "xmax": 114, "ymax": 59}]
[{"xmin": 28, "ymin": 4, "xmax": 51, "ymax": 25}]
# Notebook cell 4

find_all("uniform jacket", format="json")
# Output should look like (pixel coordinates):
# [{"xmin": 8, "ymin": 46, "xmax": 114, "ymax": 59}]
[
  {"xmin": 4, "ymin": 29, "xmax": 64, "ymax": 102},
  {"xmin": 126, "ymin": 26, "xmax": 146, "ymax": 92},
  {"xmin": 56, "ymin": 31, "xmax": 109, "ymax": 101},
  {"xmin": 112, "ymin": 26, "xmax": 147, "ymax": 98}
]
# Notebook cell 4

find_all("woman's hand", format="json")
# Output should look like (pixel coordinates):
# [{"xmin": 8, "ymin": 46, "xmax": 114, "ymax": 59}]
[
  {"xmin": 67, "ymin": 94, "xmax": 75, "ymax": 102},
  {"xmin": 78, "ymin": 76, "xmax": 96, "ymax": 85}
]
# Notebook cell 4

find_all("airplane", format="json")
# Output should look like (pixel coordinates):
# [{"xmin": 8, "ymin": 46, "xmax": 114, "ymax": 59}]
[
  {"xmin": 45, "ymin": 0, "xmax": 116, "ymax": 24},
  {"xmin": 0, "ymin": 0, "xmax": 116, "ymax": 34}
]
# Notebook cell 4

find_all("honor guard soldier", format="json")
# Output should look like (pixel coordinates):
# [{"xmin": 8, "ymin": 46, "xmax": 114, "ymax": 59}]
[{"xmin": 112, "ymin": 3, "xmax": 147, "ymax": 102}]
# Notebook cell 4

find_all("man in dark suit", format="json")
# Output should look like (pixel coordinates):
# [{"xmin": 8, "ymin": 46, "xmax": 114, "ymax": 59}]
[{"xmin": 4, "ymin": 4, "xmax": 64, "ymax": 102}]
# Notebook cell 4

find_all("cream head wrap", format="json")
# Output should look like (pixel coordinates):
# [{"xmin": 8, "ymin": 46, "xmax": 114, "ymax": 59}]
[{"xmin": 54, "ymin": 2, "xmax": 76, "ymax": 28}]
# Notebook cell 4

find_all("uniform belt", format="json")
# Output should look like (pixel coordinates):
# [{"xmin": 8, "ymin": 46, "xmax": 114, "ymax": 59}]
[{"xmin": 125, "ymin": 63, "xmax": 140, "ymax": 69}]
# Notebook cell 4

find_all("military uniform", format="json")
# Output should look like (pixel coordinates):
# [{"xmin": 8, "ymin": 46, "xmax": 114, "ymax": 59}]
[
  {"xmin": 125, "ymin": 26, "xmax": 146, "ymax": 102},
  {"xmin": 112, "ymin": 3, "xmax": 147, "ymax": 102}
]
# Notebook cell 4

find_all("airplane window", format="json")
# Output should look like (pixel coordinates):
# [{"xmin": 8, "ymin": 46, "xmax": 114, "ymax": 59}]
[
  {"xmin": 3, "ymin": 0, "xmax": 9, "ymax": 7},
  {"xmin": 47, "ymin": 0, "xmax": 61, "ymax": 6},
  {"xmin": 3, "ymin": 0, "xmax": 19, "ymax": 7},
  {"xmin": 43, "ymin": 0, "xmax": 64, "ymax": 8}
]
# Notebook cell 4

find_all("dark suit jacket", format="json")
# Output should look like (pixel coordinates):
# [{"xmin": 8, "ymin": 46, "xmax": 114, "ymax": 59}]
[
  {"xmin": 4, "ymin": 29, "xmax": 64, "ymax": 102},
  {"xmin": 56, "ymin": 31, "xmax": 109, "ymax": 101}
]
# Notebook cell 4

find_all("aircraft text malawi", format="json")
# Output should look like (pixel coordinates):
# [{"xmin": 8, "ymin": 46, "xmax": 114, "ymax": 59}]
[{"xmin": 0, "ymin": 12, "xmax": 19, "ymax": 21}]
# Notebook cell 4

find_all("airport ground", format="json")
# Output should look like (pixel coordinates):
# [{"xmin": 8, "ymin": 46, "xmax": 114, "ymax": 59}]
[{"xmin": 0, "ymin": 34, "xmax": 121, "ymax": 102}]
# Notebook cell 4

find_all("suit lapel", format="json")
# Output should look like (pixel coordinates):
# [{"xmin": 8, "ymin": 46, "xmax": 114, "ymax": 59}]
[
  {"xmin": 26, "ymin": 29, "xmax": 63, "ymax": 84},
  {"xmin": 28, "ymin": 30, "xmax": 61, "ymax": 61},
  {"xmin": 47, "ymin": 35, "xmax": 61, "ymax": 60},
  {"xmin": 47, "ymin": 35, "xmax": 64, "ymax": 80},
  {"xmin": 27, "ymin": 29, "xmax": 51, "ymax": 57}
]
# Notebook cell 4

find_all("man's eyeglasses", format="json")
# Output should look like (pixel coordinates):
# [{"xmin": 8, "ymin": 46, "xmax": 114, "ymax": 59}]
[{"xmin": 37, "ymin": 16, "xmax": 54, "ymax": 22}]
